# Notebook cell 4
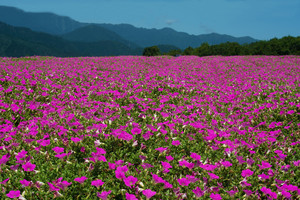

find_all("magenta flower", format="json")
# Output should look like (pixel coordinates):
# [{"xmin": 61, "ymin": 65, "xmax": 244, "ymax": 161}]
[
  {"xmin": 243, "ymin": 189, "xmax": 254, "ymax": 196},
  {"xmin": 71, "ymin": 137, "xmax": 82, "ymax": 143},
  {"xmin": 192, "ymin": 187, "xmax": 204, "ymax": 198},
  {"xmin": 125, "ymin": 193, "xmax": 138, "ymax": 200},
  {"xmin": 16, "ymin": 150, "xmax": 27, "ymax": 160},
  {"xmin": 22, "ymin": 162, "xmax": 36, "ymax": 172},
  {"xmin": 161, "ymin": 161, "xmax": 172, "ymax": 169},
  {"xmin": 221, "ymin": 161, "xmax": 232, "ymax": 167},
  {"xmin": 241, "ymin": 169, "xmax": 254, "ymax": 177},
  {"xmin": 55, "ymin": 153, "xmax": 67, "ymax": 159},
  {"xmin": 190, "ymin": 152, "xmax": 201, "ymax": 161},
  {"xmin": 131, "ymin": 127, "xmax": 142, "ymax": 135},
  {"xmin": 96, "ymin": 147, "xmax": 106, "ymax": 154},
  {"xmin": 152, "ymin": 174, "xmax": 165, "ymax": 184},
  {"xmin": 20, "ymin": 179, "xmax": 31, "ymax": 187},
  {"xmin": 142, "ymin": 189, "xmax": 156, "ymax": 199},
  {"xmin": 40, "ymin": 139, "xmax": 51, "ymax": 146},
  {"xmin": 179, "ymin": 160, "xmax": 195, "ymax": 169},
  {"xmin": 52, "ymin": 147, "xmax": 64, "ymax": 154},
  {"xmin": 210, "ymin": 193, "xmax": 222, "ymax": 200},
  {"xmin": 97, "ymin": 190, "xmax": 112, "ymax": 200},
  {"xmin": 171, "ymin": 140, "xmax": 181, "ymax": 146},
  {"xmin": 258, "ymin": 161, "xmax": 272, "ymax": 170},
  {"xmin": 282, "ymin": 190, "xmax": 291, "ymax": 198},
  {"xmin": 124, "ymin": 176, "xmax": 138, "ymax": 188},
  {"xmin": 177, "ymin": 178, "xmax": 190, "ymax": 186},
  {"xmin": 108, "ymin": 162, "xmax": 116, "ymax": 169},
  {"xmin": 48, "ymin": 182, "xmax": 60, "ymax": 192},
  {"xmin": 0, "ymin": 178, "xmax": 9, "ymax": 185},
  {"xmin": 6, "ymin": 190, "xmax": 20, "ymax": 198},
  {"xmin": 208, "ymin": 172, "xmax": 219, "ymax": 179},
  {"xmin": 91, "ymin": 179, "xmax": 104, "ymax": 188},
  {"xmin": 115, "ymin": 170, "xmax": 125, "ymax": 180},
  {"xmin": 163, "ymin": 181, "xmax": 173, "ymax": 189},
  {"xmin": 74, "ymin": 176, "xmax": 87, "ymax": 184},
  {"xmin": 226, "ymin": 189, "xmax": 238, "ymax": 197},
  {"xmin": 166, "ymin": 155, "xmax": 174, "ymax": 161},
  {"xmin": 258, "ymin": 173, "xmax": 270, "ymax": 180},
  {"xmin": 155, "ymin": 147, "xmax": 168, "ymax": 153}
]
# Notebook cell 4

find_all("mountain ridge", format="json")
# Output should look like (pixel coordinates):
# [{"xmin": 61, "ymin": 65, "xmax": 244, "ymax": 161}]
[{"xmin": 0, "ymin": 5, "xmax": 258, "ymax": 49}]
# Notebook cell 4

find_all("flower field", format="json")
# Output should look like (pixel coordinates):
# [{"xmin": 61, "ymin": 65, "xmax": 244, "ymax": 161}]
[{"xmin": 0, "ymin": 55, "xmax": 299, "ymax": 199}]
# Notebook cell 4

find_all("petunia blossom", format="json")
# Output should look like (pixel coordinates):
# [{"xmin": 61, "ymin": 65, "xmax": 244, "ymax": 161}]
[
  {"xmin": 74, "ymin": 176, "xmax": 87, "ymax": 184},
  {"xmin": 22, "ymin": 162, "xmax": 36, "ymax": 172},
  {"xmin": 91, "ymin": 179, "xmax": 104, "ymax": 188},
  {"xmin": 142, "ymin": 189, "xmax": 156, "ymax": 199},
  {"xmin": 6, "ymin": 190, "xmax": 20, "ymax": 198},
  {"xmin": 123, "ymin": 176, "xmax": 138, "ymax": 188},
  {"xmin": 97, "ymin": 191, "xmax": 111, "ymax": 200}
]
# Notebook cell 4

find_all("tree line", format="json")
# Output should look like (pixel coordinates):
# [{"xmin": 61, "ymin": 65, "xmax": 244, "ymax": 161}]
[{"xmin": 143, "ymin": 36, "xmax": 300, "ymax": 56}]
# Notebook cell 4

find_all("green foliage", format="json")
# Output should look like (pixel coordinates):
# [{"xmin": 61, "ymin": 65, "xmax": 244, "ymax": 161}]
[
  {"xmin": 168, "ymin": 36, "xmax": 300, "ymax": 57},
  {"xmin": 142, "ymin": 46, "xmax": 161, "ymax": 56}
]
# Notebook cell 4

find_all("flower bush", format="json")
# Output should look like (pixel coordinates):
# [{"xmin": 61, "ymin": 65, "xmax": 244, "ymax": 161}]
[{"xmin": 0, "ymin": 55, "xmax": 299, "ymax": 199}]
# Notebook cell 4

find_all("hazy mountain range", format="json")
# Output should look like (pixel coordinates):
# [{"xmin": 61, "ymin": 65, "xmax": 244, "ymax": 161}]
[{"xmin": 0, "ymin": 5, "xmax": 258, "ymax": 57}]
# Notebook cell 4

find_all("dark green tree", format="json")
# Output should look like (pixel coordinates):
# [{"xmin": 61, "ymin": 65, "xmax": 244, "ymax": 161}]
[
  {"xmin": 183, "ymin": 46, "xmax": 194, "ymax": 55},
  {"xmin": 142, "ymin": 46, "xmax": 161, "ymax": 56}
]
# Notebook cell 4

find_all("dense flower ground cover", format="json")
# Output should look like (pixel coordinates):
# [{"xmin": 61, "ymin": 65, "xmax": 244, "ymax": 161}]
[{"xmin": 0, "ymin": 55, "xmax": 299, "ymax": 199}]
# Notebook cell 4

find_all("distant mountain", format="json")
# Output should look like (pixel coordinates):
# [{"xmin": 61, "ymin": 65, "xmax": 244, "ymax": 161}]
[
  {"xmin": 61, "ymin": 24, "xmax": 140, "ymax": 49},
  {"xmin": 0, "ymin": 6, "xmax": 84, "ymax": 35},
  {"xmin": 0, "ymin": 22, "xmax": 141, "ymax": 57},
  {"xmin": 98, "ymin": 24, "xmax": 257, "ymax": 49},
  {"xmin": 0, "ymin": 6, "xmax": 258, "ymax": 50}
]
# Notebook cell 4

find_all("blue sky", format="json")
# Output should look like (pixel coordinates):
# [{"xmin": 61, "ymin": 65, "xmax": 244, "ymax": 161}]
[{"xmin": 1, "ymin": 0, "xmax": 299, "ymax": 40}]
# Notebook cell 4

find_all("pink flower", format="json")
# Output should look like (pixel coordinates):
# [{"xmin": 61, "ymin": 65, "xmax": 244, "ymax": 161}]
[
  {"xmin": 40, "ymin": 139, "xmax": 51, "ymax": 146},
  {"xmin": 258, "ymin": 173, "xmax": 270, "ymax": 180},
  {"xmin": 155, "ymin": 147, "xmax": 168, "ymax": 153},
  {"xmin": 125, "ymin": 193, "xmax": 138, "ymax": 200},
  {"xmin": 178, "ymin": 160, "xmax": 194, "ymax": 169},
  {"xmin": 131, "ymin": 127, "xmax": 142, "ymax": 135},
  {"xmin": 97, "ymin": 190, "xmax": 111, "ymax": 200},
  {"xmin": 190, "ymin": 152, "xmax": 201, "ymax": 161},
  {"xmin": 0, "ymin": 178, "xmax": 9, "ymax": 185},
  {"xmin": 287, "ymin": 110, "xmax": 295, "ymax": 115},
  {"xmin": 55, "ymin": 153, "xmax": 67, "ymax": 159},
  {"xmin": 124, "ymin": 176, "xmax": 138, "ymax": 188},
  {"xmin": 171, "ymin": 140, "xmax": 181, "ymax": 146},
  {"xmin": 96, "ymin": 147, "xmax": 106, "ymax": 154},
  {"xmin": 166, "ymin": 155, "xmax": 174, "ymax": 161},
  {"xmin": 241, "ymin": 169, "xmax": 254, "ymax": 178},
  {"xmin": 91, "ymin": 179, "xmax": 104, "ymax": 188},
  {"xmin": 152, "ymin": 174, "xmax": 165, "ymax": 184},
  {"xmin": 210, "ymin": 193, "xmax": 222, "ymax": 200},
  {"xmin": 74, "ymin": 176, "xmax": 87, "ymax": 184},
  {"xmin": 161, "ymin": 161, "xmax": 172, "ymax": 169},
  {"xmin": 108, "ymin": 162, "xmax": 116, "ymax": 169},
  {"xmin": 142, "ymin": 189, "xmax": 156, "ymax": 199},
  {"xmin": 258, "ymin": 161, "xmax": 272, "ymax": 170},
  {"xmin": 6, "ymin": 190, "xmax": 20, "ymax": 198},
  {"xmin": 52, "ymin": 147, "xmax": 64, "ymax": 154},
  {"xmin": 221, "ymin": 161, "xmax": 232, "ymax": 167},
  {"xmin": 22, "ymin": 162, "xmax": 36, "ymax": 172},
  {"xmin": 163, "ymin": 181, "xmax": 173, "ymax": 189},
  {"xmin": 16, "ymin": 150, "xmax": 27, "ymax": 160},
  {"xmin": 71, "ymin": 137, "xmax": 82, "ymax": 143},
  {"xmin": 48, "ymin": 182, "xmax": 60, "ymax": 191},
  {"xmin": 20, "ymin": 179, "xmax": 31, "ymax": 187},
  {"xmin": 177, "ymin": 178, "xmax": 190, "ymax": 186},
  {"xmin": 208, "ymin": 172, "xmax": 219, "ymax": 179},
  {"xmin": 243, "ymin": 190, "xmax": 254, "ymax": 196},
  {"xmin": 192, "ymin": 187, "xmax": 204, "ymax": 198}
]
